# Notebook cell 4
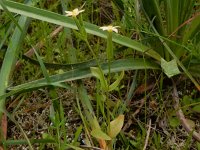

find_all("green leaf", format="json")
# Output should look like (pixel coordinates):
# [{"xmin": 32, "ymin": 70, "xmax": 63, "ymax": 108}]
[
  {"xmin": 78, "ymin": 83, "xmax": 94, "ymax": 115},
  {"xmin": 161, "ymin": 58, "xmax": 180, "ymax": 78},
  {"xmin": 108, "ymin": 115, "xmax": 124, "ymax": 138},
  {"xmin": 3, "ymin": 58, "xmax": 159, "ymax": 99},
  {"xmin": 90, "ymin": 67, "xmax": 108, "ymax": 91},
  {"xmin": 0, "ymin": 0, "xmax": 23, "ymax": 32},
  {"xmin": 183, "ymin": 14, "xmax": 200, "ymax": 44},
  {"xmin": 197, "ymin": 142, "xmax": 200, "ymax": 150},
  {"xmin": 182, "ymin": 95, "xmax": 192, "ymax": 106},
  {"xmin": 192, "ymin": 105, "xmax": 200, "ymax": 113},
  {"xmin": 169, "ymin": 117, "xmax": 180, "ymax": 128},
  {"xmin": 141, "ymin": 0, "xmax": 165, "ymax": 35},
  {"xmin": 34, "ymin": 49, "xmax": 51, "ymax": 83},
  {"xmin": 42, "ymin": 133, "xmax": 55, "ymax": 141},
  {"xmin": 13, "ymin": 58, "xmax": 159, "ymax": 90},
  {"xmin": 3, "ymin": 139, "xmax": 55, "ymax": 145},
  {"xmin": 65, "ymin": 144, "xmax": 84, "ymax": 150},
  {"xmin": 109, "ymin": 71, "xmax": 124, "ymax": 92},
  {"xmin": 0, "ymin": 6, "xmax": 31, "ymax": 123},
  {"xmin": 73, "ymin": 125, "xmax": 83, "ymax": 144},
  {"xmin": 91, "ymin": 116, "xmax": 101, "ymax": 130},
  {"xmin": 165, "ymin": 0, "xmax": 179, "ymax": 34},
  {"xmin": 91, "ymin": 129, "xmax": 111, "ymax": 140},
  {"xmin": 22, "ymin": 55, "xmax": 97, "ymax": 70}
]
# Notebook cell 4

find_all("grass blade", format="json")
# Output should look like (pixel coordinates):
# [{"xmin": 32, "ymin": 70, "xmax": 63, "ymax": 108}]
[
  {"xmin": 141, "ymin": 0, "xmax": 165, "ymax": 35},
  {"xmin": 8, "ymin": 58, "xmax": 159, "ymax": 93},
  {"xmin": 0, "ymin": 14, "xmax": 30, "ymax": 118}
]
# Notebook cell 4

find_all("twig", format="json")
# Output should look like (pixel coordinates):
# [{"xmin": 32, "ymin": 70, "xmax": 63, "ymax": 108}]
[
  {"xmin": 122, "ymin": 98, "xmax": 145, "ymax": 131},
  {"xmin": 172, "ymin": 80, "xmax": 200, "ymax": 142},
  {"xmin": 132, "ymin": 98, "xmax": 145, "ymax": 117},
  {"xmin": 168, "ymin": 12, "xmax": 200, "ymax": 38},
  {"xmin": 143, "ymin": 119, "xmax": 151, "ymax": 150}
]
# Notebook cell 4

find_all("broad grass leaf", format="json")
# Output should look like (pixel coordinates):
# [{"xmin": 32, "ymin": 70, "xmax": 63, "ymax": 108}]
[
  {"xmin": 161, "ymin": 58, "xmax": 180, "ymax": 78},
  {"xmin": 108, "ymin": 115, "xmax": 124, "ymax": 138},
  {"xmin": 5, "ymin": 58, "xmax": 159, "ymax": 98},
  {"xmin": 91, "ymin": 129, "xmax": 111, "ymax": 140}
]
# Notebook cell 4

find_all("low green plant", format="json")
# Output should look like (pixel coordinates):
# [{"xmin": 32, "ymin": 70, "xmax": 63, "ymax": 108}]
[{"xmin": 0, "ymin": 0, "xmax": 200, "ymax": 149}]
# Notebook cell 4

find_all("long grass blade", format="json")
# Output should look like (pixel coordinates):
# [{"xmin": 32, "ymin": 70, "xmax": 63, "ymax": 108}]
[
  {"xmin": 141, "ymin": 0, "xmax": 165, "ymax": 35},
  {"xmin": 0, "ymin": 14, "xmax": 30, "ymax": 117},
  {"xmin": 2, "ymin": 58, "xmax": 160, "ymax": 98}
]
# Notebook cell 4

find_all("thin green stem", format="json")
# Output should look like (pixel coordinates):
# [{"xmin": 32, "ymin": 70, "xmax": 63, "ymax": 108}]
[
  {"xmin": 73, "ymin": 17, "xmax": 105, "ymax": 83},
  {"xmin": 86, "ymin": 39, "xmax": 110, "ymax": 125},
  {"xmin": 106, "ymin": 32, "xmax": 113, "ymax": 128}
]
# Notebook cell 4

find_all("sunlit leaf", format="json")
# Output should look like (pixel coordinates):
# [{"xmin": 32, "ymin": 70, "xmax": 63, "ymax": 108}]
[
  {"xmin": 185, "ymin": 119, "xmax": 195, "ymax": 129},
  {"xmin": 91, "ymin": 129, "xmax": 111, "ymax": 140},
  {"xmin": 108, "ymin": 115, "xmax": 124, "ymax": 138},
  {"xmin": 161, "ymin": 58, "xmax": 180, "ymax": 78},
  {"xmin": 42, "ymin": 133, "xmax": 54, "ymax": 141}
]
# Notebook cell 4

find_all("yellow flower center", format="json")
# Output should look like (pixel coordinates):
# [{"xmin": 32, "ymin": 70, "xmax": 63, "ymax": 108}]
[
  {"xmin": 107, "ymin": 26, "xmax": 113, "ymax": 32},
  {"xmin": 72, "ymin": 9, "xmax": 78, "ymax": 17}
]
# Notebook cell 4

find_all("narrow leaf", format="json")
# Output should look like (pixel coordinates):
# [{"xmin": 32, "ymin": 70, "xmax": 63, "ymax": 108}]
[
  {"xmin": 34, "ymin": 49, "xmax": 51, "ymax": 83},
  {"xmin": 66, "ymin": 144, "xmax": 84, "ymax": 150},
  {"xmin": 109, "ymin": 71, "xmax": 124, "ymax": 92},
  {"xmin": 90, "ymin": 67, "xmax": 108, "ymax": 91},
  {"xmin": 5, "ymin": 58, "xmax": 159, "ymax": 98},
  {"xmin": 0, "ymin": 11, "xmax": 30, "ymax": 119}
]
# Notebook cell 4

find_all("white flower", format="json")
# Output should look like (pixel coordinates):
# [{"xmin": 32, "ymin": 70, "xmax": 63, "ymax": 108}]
[
  {"xmin": 65, "ymin": 8, "xmax": 85, "ymax": 17},
  {"xmin": 99, "ymin": 25, "xmax": 120, "ymax": 33}
]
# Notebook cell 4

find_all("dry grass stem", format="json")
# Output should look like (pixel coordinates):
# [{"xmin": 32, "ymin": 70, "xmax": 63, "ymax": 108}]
[
  {"xmin": 172, "ymin": 80, "xmax": 200, "ymax": 142},
  {"xmin": 143, "ymin": 119, "xmax": 152, "ymax": 150}
]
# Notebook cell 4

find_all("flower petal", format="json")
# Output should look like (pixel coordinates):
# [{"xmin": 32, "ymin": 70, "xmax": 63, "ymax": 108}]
[
  {"xmin": 65, "ymin": 8, "xmax": 85, "ymax": 17},
  {"xmin": 79, "ymin": 9, "xmax": 85, "ymax": 13},
  {"xmin": 99, "ymin": 26, "xmax": 108, "ymax": 31},
  {"xmin": 99, "ymin": 25, "xmax": 120, "ymax": 33},
  {"xmin": 112, "ymin": 28, "xmax": 118, "ymax": 33}
]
